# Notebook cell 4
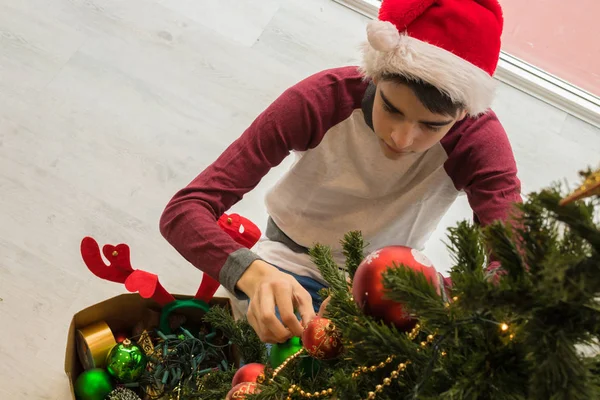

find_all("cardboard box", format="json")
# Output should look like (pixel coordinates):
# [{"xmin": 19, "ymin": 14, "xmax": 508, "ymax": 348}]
[
  {"xmin": 64, "ymin": 293, "xmax": 236, "ymax": 399},
  {"xmin": 69, "ymin": 212, "xmax": 260, "ymax": 398}
]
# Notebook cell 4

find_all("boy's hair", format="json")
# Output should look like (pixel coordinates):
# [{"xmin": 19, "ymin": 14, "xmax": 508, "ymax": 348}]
[{"xmin": 381, "ymin": 73, "xmax": 465, "ymax": 117}]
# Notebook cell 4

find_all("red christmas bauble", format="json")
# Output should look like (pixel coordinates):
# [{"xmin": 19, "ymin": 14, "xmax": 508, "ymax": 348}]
[
  {"xmin": 114, "ymin": 332, "xmax": 129, "ymax": 344},
  {"xmin": 231, "ymin": 363, "xmax": 266, "ymax": 386},
  {"xmin": 226, "ymin": 382, "xmax": 259, "ymax": 399},
  {"xmin": 302, "ymin": 317, "xmax": 344, "ymax": 360},
  {"xmin": 352, "ymin": 246, "xmax": 441, "ymax": 331}
]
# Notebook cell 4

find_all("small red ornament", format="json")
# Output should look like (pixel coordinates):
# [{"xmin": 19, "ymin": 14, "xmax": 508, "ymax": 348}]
[
  {"xmin": 231, "ymin": 363, "xmax": 266, "ymax": 386},
  {"xmin": 114, "ymin": 332, "xmax": 129, "ymax": 344},
  {"xmin": 302, "ymin": 317, "xmax": 344, "ymax": 360},
  {"xmin": 352, "ymin": 246, "xmax": 441, "ymax": 331},
  {"xmin": 226, "ymin": 382, "xmax": 259, "ymax": 399}
]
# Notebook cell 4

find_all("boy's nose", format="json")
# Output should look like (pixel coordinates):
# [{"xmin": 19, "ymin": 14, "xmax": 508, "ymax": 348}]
[{"xmin": 390, "ymin": 125, "xmax": 415, "ymax": 149}]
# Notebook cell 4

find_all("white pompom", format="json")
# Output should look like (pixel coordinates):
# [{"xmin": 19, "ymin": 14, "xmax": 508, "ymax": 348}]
[{"xmin": 367, "ymin": 20, "xmax": 401, "ymax": 52}]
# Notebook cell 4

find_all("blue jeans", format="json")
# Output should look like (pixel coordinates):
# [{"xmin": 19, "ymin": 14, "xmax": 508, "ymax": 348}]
[{"xmin": 275, "ymin": 267, "xmax": 328, "ymax": 317}]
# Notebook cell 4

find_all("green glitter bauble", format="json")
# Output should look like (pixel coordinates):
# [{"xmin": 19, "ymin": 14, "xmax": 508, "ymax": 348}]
[{"xmin": 105, "ymin": 339, "xmax": 147, "ymax": 383}]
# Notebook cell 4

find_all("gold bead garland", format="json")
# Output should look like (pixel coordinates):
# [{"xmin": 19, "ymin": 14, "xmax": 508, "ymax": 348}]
[
  {"xmin": 362, "ymin": 360, "xmax": 411, "ymax": 400},
  {"xmin": 286, "ymin": 385, "xmax": 334, "ymax": 399},
  {"xmin": 407, "ymin": 324, "xmax": 421, "ymax": 341},
  {"xmin": 275, "ymin": 322, "xmax": 439, "ymax": 400},
  {"xmin": 351, "ymin": 356, "xmax": 395, "ymax": 378},
  {"xmin": 271, "ymin": 348, "xmax": 305, "ymax": 383},
  {"xmin": 355, "ymin": 325, "xmax": 437, "ymax": 400}
]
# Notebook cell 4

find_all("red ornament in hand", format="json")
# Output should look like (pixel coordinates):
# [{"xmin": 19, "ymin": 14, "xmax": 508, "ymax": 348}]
[
  {"xmin": 231, "ymin": 363, "xmax": 266, "ymax": 386},
  {"xmin": 352, "ymin": 246, "xmax": 441, "ymax": 331},
  {"xmin": 226, "ymin": 382, "xmax": 259, "ymax": 399},
  {"xmin": 302, "ymin": 317, "xmax": 344, "ymax": 360}
]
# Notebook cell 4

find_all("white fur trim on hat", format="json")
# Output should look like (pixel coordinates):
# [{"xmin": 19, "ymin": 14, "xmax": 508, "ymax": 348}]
[{"xmin": 360, "ymin": 21, "xmax": 496, "ymax": 116}]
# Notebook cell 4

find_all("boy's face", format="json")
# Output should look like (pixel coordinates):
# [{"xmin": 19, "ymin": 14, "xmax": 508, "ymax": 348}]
[{"xmin": 371, "ymin": 79, "xmax": 467, "ymax": 160}]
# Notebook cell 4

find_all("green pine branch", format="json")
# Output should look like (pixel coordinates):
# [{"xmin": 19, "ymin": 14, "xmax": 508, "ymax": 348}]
[
  {"xmin": 511, "ymin": 199, "xmax": 558, "ymax": 279},
  {"xmin": 446, "ymin": 221, "xmax": 487, "ymax": 276},
  {"xmin": 482, "ymin": 222, "xmax": 529, "ymax": 285},
  {"xmin": 202, "ymin": 306, "xmax": 267, "ymax": 365},
  {"xmin": 526, "ymin": 330, "xmax": 593, "ymax": 400},
  {"xmin": 190, "ymin": 370, "xmax": 236, "ymax": 400},
  {"xmin": 309, "ymin": 243, "xmax": 348, "ymax": 294},
  {"xmin": 341, "ymin": 230, "xmax": 366, "ymax": 280},
  {"xmin": 381, "ymin": 264, "xmax": 449, "ymax": 326},
  {"xmin": 248, "ymin": 375, "xmax": 296, "ymax": 400},
  {"xmin": 444, "ymin": 221, "xmax": 491, "ymax": 312},
  {"xmin": 584, "ymin": 353, "xmax": 600, "ymax": 396},
  {"xmin": 537, "ymin": 188, "xmax": 600, "ymax": 251}
]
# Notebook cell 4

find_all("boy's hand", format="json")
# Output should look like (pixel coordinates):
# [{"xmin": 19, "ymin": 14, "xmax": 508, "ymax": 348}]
[{"xmin": 237, "ymin": 260, "xmax": 316, "ymax": 343}]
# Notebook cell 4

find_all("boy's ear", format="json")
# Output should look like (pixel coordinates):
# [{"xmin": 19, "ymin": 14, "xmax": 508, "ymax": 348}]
[{"xmin": 457, "ymin": 109, "xmax": 468, "ymax": 121}]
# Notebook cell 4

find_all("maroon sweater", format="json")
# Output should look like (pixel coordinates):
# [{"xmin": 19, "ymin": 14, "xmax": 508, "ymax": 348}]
[{"xmin": 160, "ymin": 67, "xmax": 522, "ymax": 295}]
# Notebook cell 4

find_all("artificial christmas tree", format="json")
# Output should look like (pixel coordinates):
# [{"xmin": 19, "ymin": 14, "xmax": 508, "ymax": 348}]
[
  {"xmin": 204, "ymin": 166, "xmax": 600, "ymax": 399},
  {"xmin": 65, "ymin": 166, "xmax": 600, "ymax": 399}
]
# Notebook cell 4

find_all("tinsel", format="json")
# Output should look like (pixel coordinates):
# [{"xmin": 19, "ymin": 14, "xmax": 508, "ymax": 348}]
[{"xmin": 107, "ymin": 387, "xmax": 142, "ymax": 400}]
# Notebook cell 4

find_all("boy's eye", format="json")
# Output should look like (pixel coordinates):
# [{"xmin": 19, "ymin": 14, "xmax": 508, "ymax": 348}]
[
  {"xmin": 382, "ymin": 103, "xmax": 395, "ymax": 113},
  {"xmin": 423, "ymin": 124, "xmax": 442, "ymax": 133}
]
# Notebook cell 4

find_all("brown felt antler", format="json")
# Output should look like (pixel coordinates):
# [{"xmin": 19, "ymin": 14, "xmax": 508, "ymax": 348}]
[{"xmin": 81, "ymin": 237, "xmax": 175, "ymax": 306}]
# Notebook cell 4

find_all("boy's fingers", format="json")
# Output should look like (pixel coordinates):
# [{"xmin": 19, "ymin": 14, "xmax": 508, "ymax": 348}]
[
  {"xmin": 249, "ymin": 300, "xmax": 285, "ymax": 343},
  {"xmin": 259, "ymin": 286, "xmax": 292, "ymax": 342},
  {"xmin": 274, "ymin": 284, "xmax": 304, "ymax": 338},
  {"xmin": 293, "ymin": 282, "xmax": 316, "ymax": 328},
  {"xmin": 247, "ymin": 303, "xmax": 268, "ymax": 342}
]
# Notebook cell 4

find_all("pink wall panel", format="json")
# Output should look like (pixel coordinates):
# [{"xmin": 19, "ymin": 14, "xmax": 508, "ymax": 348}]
[{"xmin": 500, "ymin": 0, "xmax": 599, "ymax": 96}]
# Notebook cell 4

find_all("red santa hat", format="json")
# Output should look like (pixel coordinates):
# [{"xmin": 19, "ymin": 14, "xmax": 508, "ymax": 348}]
[{"xmin": 360, "ymin": 0, "xmax": 504, "ymax": 116}]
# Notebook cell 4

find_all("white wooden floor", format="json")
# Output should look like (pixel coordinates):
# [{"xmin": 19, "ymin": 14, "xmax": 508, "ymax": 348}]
[{"xmin": 1, "ymin": 0, "xmax": 598, "ymax": 398}]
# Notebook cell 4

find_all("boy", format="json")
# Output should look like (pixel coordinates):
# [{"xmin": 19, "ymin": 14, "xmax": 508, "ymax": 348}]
[{"xmin": 159, "ymin": 0, "xmax": 521, "ymax": 344}]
